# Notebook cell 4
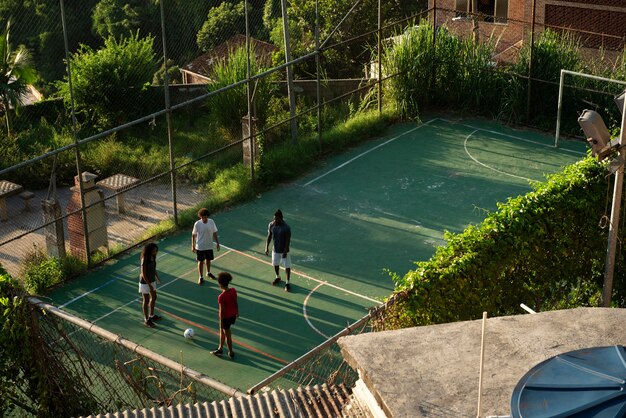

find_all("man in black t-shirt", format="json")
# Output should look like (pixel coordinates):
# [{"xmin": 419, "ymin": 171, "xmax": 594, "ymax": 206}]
[{"xmin": 265, "ymin": 209, "xmax": 292, "ymax": 292}]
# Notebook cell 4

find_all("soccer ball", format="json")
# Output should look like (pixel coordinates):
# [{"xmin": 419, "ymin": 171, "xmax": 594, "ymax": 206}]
[{"xmin": 183, "ymin": 328, "xmax": 195, "ymax": 339}]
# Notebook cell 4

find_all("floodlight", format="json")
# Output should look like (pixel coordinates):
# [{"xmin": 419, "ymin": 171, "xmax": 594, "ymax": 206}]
[
  {"xmin": 578, "ymin": 109, "xmax": 611, "ymax": 159},
  {"xmin": 616, "ymin": 90, "xmax": 625, "ymax": 116}
]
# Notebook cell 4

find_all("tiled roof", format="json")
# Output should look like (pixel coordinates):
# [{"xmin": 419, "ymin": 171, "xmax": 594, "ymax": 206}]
[
  {"xmin": 181, "ymin": 34, "xmax": 278, "ymax": 79},
  {"xmin": 84, "ymin": 383, "xmax": 369, "ymax": 418}
]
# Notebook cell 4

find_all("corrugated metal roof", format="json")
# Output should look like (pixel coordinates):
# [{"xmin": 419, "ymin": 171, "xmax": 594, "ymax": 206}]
[{"xmin": 85, "ymin": 383, "xmax": 370, "ymax": 418}]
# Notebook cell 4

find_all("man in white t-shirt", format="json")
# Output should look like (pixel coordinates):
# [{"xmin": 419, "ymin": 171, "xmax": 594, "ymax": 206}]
[{"xmin": 192, "ymin": 208, "xmax": 220, "ymax": 285}]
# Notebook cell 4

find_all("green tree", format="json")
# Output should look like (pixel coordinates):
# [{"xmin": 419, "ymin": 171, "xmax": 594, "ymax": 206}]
[
  {"xmin": 264, "ymin": 0, "xmax": 426, "ymax": 78},
  {"xmin": 0, "ymin": 0, "xmax": 100, "ymax": 84},
  {"xmin": 0, "ymin": 19, "xmax": 36, "ymax": 136},
  {"xmin": 197, "ymin": 1, "xmax": 246, "ymax": 52},
  {"xmin": 92, "ymin": 0, "xmax": 142, "ymax": 41},
  {"xmin": 57, "ymin": 32, "xmax": 157, "ymax": 129}
]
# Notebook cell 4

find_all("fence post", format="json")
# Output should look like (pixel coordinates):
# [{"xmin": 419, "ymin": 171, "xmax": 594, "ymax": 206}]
[
  {"xmin": 242, "ymin": 115, "xmax": 259, "ymax": 168},
  {"xmin": 280, "ymin": 0, "xmax": 298, "ymax": 143},
  {"xmin": 377, "ymin": 0, "xmax": 382, "ymax": 114},
  {"xmin": 315, "ymin": 0, "xmax": 322, "ymax": 150},
  {"xmin": 160, "ymin": 0, "xmax": 178, "ymax": 225},
  {"xmin": 526, "ymin": 0, "xmax": 537, "ymax": 122},
  {"xmin": 245, "ymin": 0, "xmax": 255, "ymax": 180},
  {"xmin": 59, "ymin": 0, "xmax": 91, "ymax": 265},
  {"xmin": 42, "ymin": 199, "xmax": 66, "ymax": 259}
]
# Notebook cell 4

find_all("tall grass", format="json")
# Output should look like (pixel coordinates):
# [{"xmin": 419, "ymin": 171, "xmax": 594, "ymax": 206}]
[
  {"xmin": 500, "ymin": 29, "xmax": 583, "ymax": 128},
  {"xmin": 206, "ymin": 45, "xmax": 276, "ymax": 141},
  {"xmin": 382, "ymin": 21, "xmax": 501, "ymax": 119}
]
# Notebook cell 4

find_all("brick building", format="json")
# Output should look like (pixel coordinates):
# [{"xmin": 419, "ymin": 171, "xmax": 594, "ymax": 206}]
[{"xmin": 429, "ymin": 0, "xmax": 626, "ymax": 62}]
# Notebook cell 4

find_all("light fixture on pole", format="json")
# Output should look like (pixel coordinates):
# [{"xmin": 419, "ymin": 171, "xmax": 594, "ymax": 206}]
[{"xmin": 578, "ymin": 89, "xmax": 626, "ymax": 307}]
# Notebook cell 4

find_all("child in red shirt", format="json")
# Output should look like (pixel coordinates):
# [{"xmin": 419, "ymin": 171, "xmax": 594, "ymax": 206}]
[{"xmin": 211, "ymin": 272, "xmax": 239, "ymax": 359}]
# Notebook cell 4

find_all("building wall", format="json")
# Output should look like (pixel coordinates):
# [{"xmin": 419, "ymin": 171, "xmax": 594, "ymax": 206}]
[{"xmin": 429, "ymin": 0, "xmax": 625, "ymax": 62}]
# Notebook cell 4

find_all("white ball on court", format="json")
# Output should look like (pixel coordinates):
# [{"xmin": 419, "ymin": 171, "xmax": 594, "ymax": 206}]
[{"xmin": 183, "ymin": 328, "xmax": 195, "ymax": 339}]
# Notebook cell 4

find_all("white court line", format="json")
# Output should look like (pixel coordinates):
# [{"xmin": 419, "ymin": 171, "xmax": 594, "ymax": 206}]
[
  {"xmin": 303, "ymin": 283, "xmax": 330, "ymax": 339},
  {"xmin": 222, "ymin": 244, "xmax": 382, "ymax": 305},
  {"xmin": 440, "ymin": 118, "xmax": 586, "ymax": 156},
  {"xmin": 464, "ymin": 130, "xmax": 534, "ymax": 182},
  {"xmin": 92, "ymin": 271, "xmax": 189, "ymax": 323},
  {"xmin": 58, "ymin": 248, "xmax": 227, "ymax": 309},
  {"xmin": 90, "ymin": 250, "xmax": 232, "ymax": 324},
  {"xmin": 304, "ymin": 118, "xmax": 440, "ymax": 186}
]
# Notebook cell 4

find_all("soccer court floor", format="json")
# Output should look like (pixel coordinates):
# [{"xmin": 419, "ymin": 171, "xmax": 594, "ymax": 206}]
[{"xmin": 47, "ymin": 116, "xmax": 587, "ymax": 392}]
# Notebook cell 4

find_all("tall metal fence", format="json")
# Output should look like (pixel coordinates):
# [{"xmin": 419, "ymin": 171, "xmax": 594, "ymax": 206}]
[
  {"xmin": 0, "ymin": 0, "xmax": 422, "ymax": 278},
  {"xmin": 2, "ymin": 1, "xmax": 625, "ymax": 416},
  {"xmin": 0, "ymin": 1, "xmax": 623, "ymax": 278},
  {"xmin": 21, "ymin": 291, "xmax": 399, "ymax": 416},
  {"xmin": 25, "ymin": 297, "xmax": 236, "ymax": 416}
]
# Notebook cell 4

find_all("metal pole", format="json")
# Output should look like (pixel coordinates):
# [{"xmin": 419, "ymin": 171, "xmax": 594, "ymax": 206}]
[
  {"xmin": 245, "ymin": 0, "xmax": 254, "ymax": 180},
  {"xmin": 315, "ymin": 0, "xmax": 321, "ymax": 150},
  {"xmin": 526, "ymin": 0, "xmax": 537, "ymax": 122},
  {"xmin": 159, "ymin": 0, "xmax": 178, "ymax": 225},
  {"xmin": 280, "ymin": 0, "xmax": 298, "ymax": 143},
  {"xmin": 60, "ymin": 0, "xmax": 91, "ymax": 263},
  {"xmin": 602, "ymin": 96, "xmax": 626, "ymax": 307},
  {"xmin": 555, "ymin": 70, "xmax": 626, "ymax": 147},
  {"xmin": 377, "ymin": 0, "xmax": 382, "ymax": 114},
  {"xmin": 554, "ymin": 69, "xmax": 565, "ymax": 147},
  {"xmin": 476, "ymin": 311, "xmax": 487, "ymax": 418}
]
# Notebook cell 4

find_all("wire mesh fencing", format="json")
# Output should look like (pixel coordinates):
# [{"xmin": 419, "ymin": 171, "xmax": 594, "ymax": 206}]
[
  {"xmin": 0, "ymin": 0, "xmax": 623, "ymax": 298},
  {"xmin": 26, "ymin": 297, "xmax": 236, "ymax": 416},
  {"xmin": 247, "ymin": 293, "xmax": 404, "ymax": 396}
]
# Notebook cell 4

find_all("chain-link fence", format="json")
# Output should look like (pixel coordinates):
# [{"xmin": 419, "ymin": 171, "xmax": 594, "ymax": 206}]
[
  {"xmin": 2, "ymin": 1, "xmax": 621, "ymax": 278},
  {"xmin": 246, "ymin": 293, "xmax": 403, "ymax": 395},
  {"xmin": 0, "ymin": 0, "xmax": 425, "ymax": 278},
  {"xmin": 25, "ymin": 297, "xmax": 236, "ymax": 416}
]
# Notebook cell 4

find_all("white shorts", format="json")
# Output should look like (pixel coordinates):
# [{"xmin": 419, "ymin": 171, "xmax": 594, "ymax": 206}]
[
  {"xmin": 272, "ymin": 251, "xmax": 292, "ymax": 268},
  {"xmin": 139, "ymin": 282, "xmax": 156, "ymax": 294}
]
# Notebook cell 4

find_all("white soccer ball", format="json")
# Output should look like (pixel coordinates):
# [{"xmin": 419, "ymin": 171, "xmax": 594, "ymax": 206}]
[{"xmin": 183, "ymin": 328, "xmax": 195, "ymax": 339}]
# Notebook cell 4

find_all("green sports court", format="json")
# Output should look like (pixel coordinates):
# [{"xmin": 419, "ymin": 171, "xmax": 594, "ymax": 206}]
[{"xmin": 47, "ymin": 116, "xmax": 587, "ymax": 392}]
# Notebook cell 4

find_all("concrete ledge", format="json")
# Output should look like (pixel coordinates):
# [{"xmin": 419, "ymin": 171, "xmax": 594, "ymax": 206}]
[{"xmin": 338, "ymin": 307, "xmax": 626, "ymax": 417}]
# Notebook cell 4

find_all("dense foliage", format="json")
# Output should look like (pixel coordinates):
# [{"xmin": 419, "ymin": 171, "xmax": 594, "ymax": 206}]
[
  {"xmin": 383, "ymin": 21, "xmax": 503, "ymax": 119},
  {"xmin": 56, "ymin": 33, "xmax": 157, "ymax": 129},
  {"xmin": 0, "ymin": 19, "xmax": 37, "ymax": 136},
  {"xmin": 197, "ymin": 1, "xmax": 247, "ymax": 52},
  {"xmin": 501, "ymin": 29, "xmax": 583, "ymax": 129},
  {"xmin": 0, "ymin": 268, "xmax": 99, "ymax": 417},
  {"xmin": 386, "ymin": 158, "xmax": 615, "ymax": 328},
  {"xmin": 206, "ymin": 44, "xmax": 276, "ymax": 140}
]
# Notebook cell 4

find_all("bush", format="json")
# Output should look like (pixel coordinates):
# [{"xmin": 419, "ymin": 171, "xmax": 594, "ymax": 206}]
[
  {"xmin": 22, "ymin": 254, "xmax": 64, "ymax": 295},
  {"xmin": 56, "ymin": 32, "xmax": 157, "ymax": 129},
  {"xmin": 206, "ymin": 44, "xmax": 276, "ymax": 141},
  {"xmin": 390, "ymin": 157, "xmax": 610, "ymax": 327}
]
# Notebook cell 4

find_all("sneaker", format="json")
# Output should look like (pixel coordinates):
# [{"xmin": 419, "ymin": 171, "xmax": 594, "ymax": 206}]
[
  {"xmin": 284, "ymin": 283, "xmax": 291, "ymax": 292},
  {"xmin": 144, "ymin": 318, "xmax": 156, "ymax": 328},
  {"xmin": 211, "ymin": 348, "xmax": 223, "ymax": 356},
  {"xmin": 272, "ymin": 277, "xmax": 282, "ymax": 286},
  {"xmin": 198, "ymin": 276, "xmax": 204, "ymax": 285},
  {"xmin": 150, "ymin": 314, "xmax": 162, "ymax": 321},
  {"xmin": 229, "ymin": 351, "xmax": 235, "ymax": 359},
  {"xmin": 208, "ymin": 272, "xmax": 217, "ymax": 280}
]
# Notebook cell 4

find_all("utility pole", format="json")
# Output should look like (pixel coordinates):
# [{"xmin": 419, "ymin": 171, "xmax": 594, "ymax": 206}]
[{"xmin": 602, "ymin": 96, "xmax": 626, "ymax": 307}]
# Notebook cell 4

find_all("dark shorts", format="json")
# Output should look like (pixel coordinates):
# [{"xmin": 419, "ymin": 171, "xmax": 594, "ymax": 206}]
[
  {"xmin": 221, "ymin": 315, "xmax": 237, "ymax": 330},
  {"xmin": 196, "ymin": 249, "xmax": 214, "ymax": 262}
]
